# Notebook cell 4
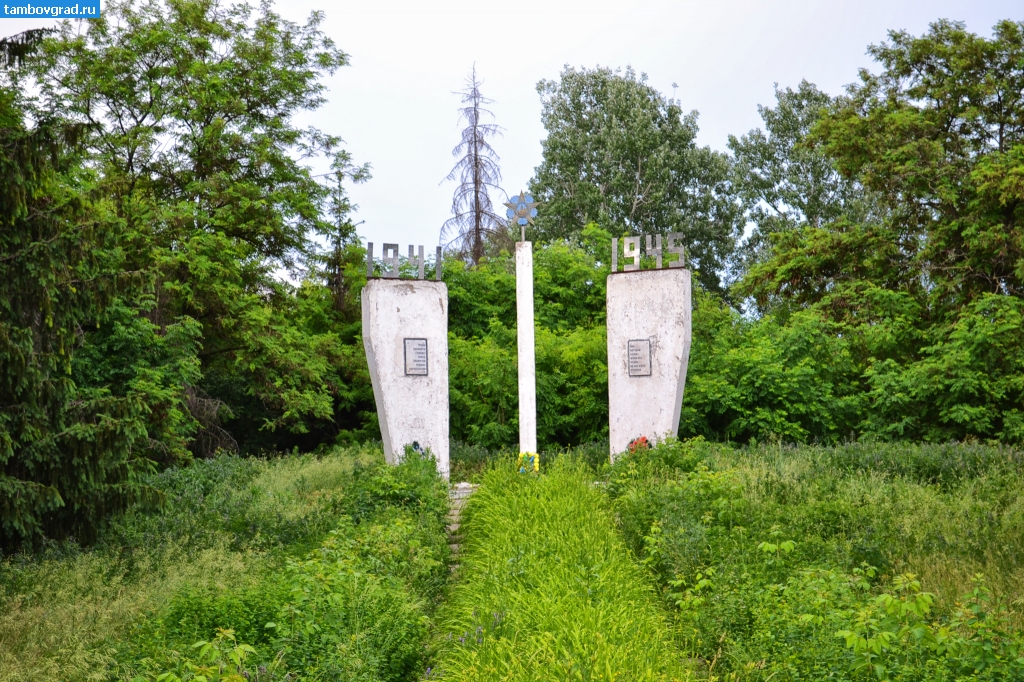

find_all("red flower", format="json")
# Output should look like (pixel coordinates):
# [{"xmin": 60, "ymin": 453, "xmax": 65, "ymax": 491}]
[{"xmin": 628, "ymin": 436, "xmax": 649, "ymax": 453}]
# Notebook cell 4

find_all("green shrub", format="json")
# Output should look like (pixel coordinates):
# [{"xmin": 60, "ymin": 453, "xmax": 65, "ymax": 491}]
[
  {"xmin": 131, "ymin": 449, "xmax": 450, "ymax": 682},
  {"xmin": 0, "ymin": 445, "xmax": 448, "ymax": 682},
  {"xmin": 270, "ymin": 520, "xmax": 431, "ymax": 680},
  {"xmin": 152, "ymin": 583, "xmax": 288, "ymax": 653},
  {"xmin": 449, "ymin": 441, "xmax": 502, "ymax": 482},
  {"xmin": 607, "ymin": 439, "xmax": 1024, "ymax": 680},
  {"xmin": 153, "ymin": 628, "xmax": 278, "ymax": 682}
]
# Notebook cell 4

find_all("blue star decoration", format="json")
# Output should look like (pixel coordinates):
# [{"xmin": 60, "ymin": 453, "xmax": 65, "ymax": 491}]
[{"xmin": 504, "ymin": 191, "xmax": 539, "ymax": 226}]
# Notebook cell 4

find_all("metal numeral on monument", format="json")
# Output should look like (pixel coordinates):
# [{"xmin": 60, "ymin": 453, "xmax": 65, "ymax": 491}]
[
  {"xmin": 366, "ymin": 242, "xmax": 443, "ymax": 281},
  {"xmin": 610, "ymin": 232, "xmax": 686, "ymax": 272}
]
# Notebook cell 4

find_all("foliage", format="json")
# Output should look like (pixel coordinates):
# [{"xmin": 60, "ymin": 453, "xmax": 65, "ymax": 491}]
[
  {"xmin": 71, "ymin": 300, "xmax": 207, "ymax": 465},
  {"xmin": 606, "ymin": 438, "xmax": 1024, "ymax": 680},
  {"xmin": 529, "ymin": 65, "xmax": 741, "ymax": 292},
  {"xmin": 814, "ymin": 19, "xmax": 1024, "ymax": 313},
  {"xmin": 136, "ymin": 448, "xmax": 449, "ymax": 682},
  {"xmin": 446, "ymin": 242, "xmax": 872, "ymax": 449},
  {"xmin": 1, "ymin": 449, "xmax": 330, "ymax": 681},
  {"xmin": 443, "ymin": 21, "xmax": 1024, "ymax": 452},
  {"xmin": 448, "ymin": 329, "xmax": 518, "ymax": 450},
  {"xmin": 434, "ymin": 459, "xmax": 689, "ymax": 680},
  {"xmin": 445, "ymin": 236, "xmax": 610, "ymax": 450},
  {"xmin": 679, "ymin": 290, "xmax": 863, "ymax": 443},
  {"xmin": 728, "ymin": 80, "xmax": 878, "ymax": 275},
  {"xmin": 0, "ymin": 30, "xmax": 151, "ymax": 548},
  {"xmin": 153, "ymin": 628, "xmax": 274, "ymax": 682},
  {"xmin": 266, "ymin": 513, "xmax": 434, "ymax": 680},
  {"xmin": 735, "ymin": 20, "xmax": 1024, "ymax": 445},
  {"xmin": 0, "ymin": 445, "xmax": 449, "ymax": 681},
  {"xmin": 16, "ymin": 0, "xmax": 374, "ymax": 457}
]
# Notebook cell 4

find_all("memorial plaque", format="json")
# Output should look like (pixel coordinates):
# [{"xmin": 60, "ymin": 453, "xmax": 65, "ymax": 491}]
[
  {"xmin": 627, "ymin": 339, "xmax": 652, "ymax": 377},
  {"xmin": 404, "ymin": 338, "xmax": 428, "ymax": 376}
]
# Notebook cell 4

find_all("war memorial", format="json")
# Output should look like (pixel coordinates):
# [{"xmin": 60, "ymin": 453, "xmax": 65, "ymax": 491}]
[{"xmin": 361, "ymin": 211, "xmax": 693, "ymax": 472}]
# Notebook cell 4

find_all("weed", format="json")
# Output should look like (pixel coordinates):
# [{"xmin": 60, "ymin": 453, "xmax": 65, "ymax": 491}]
[
  {"xmin": 607, "ymin": 438, "xmax": 1024, "ymax": 680},
  {"xmin": 0, "ymin": 445, "xmax": 448, "ymax": 682}
]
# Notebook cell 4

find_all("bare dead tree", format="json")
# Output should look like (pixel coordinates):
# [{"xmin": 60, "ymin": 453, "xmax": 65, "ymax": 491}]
[
  {"xmin": 184, "ymin": 386, "xmax": 238, "ymax": 458},
  {"xmin": 441, "ymin": 65, "xmax": 505, "ymax": 264}
]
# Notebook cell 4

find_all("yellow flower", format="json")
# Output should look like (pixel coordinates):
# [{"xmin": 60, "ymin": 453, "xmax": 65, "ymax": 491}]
[{"xmin": 518, "ymin": 452, "xmax": 539, "ymax": 473}]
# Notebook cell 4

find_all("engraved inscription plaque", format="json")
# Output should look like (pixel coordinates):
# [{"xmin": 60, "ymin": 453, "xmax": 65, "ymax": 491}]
[
  {"xmin": 627, "ymin": 339, "xmax": 652, "ymax": 377},
  {"xmin": 404, "ymin": 338, "xmax": 428, "ymax": 376}
]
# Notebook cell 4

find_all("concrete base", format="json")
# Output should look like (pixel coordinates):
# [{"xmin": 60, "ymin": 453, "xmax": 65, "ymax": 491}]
[
  {"xmin": 606, "ymin": 269, "xmax": 692, "ymax": 458},
  {"xmin": 362, "ymin": 279, "xmax": 449, "ymax": 478}
]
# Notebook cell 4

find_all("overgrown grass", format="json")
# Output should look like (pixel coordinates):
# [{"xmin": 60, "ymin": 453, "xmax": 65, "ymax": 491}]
[
  {"xmin": 450, "ymin": 440, "xmax": 611, "ymax": 483},
  {"xmin": 450, "ymin": 441, "xmax": 505, "ymax": 483},
  {"xmin": 0, "ymin": 444, "xmax": 450, "ymax": 681},
  {"xmin": 608, "ymin": 438, "xmax": 1024, "ymax": 680},
  {"xmin": 698, "ymin": 441, "xmax": 1024, "ymax": 618},
  {"xmin": 433, "ymin": 459, "xmax": 689, "ymax": 680},
  {"xmin": 8, "ymin": 437, "xmax": 1023, "ymax": 680}
]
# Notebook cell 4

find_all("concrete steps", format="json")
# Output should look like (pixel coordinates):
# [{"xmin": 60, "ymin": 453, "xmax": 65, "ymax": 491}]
[{"xmin": 448, "ymin": 481, "xmax": 478, "ymax": 570}]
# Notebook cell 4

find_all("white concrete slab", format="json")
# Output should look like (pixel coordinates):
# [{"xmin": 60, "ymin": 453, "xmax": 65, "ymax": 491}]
[
  {"xmin": 516, "ymin": 242, "xmax": 537, "ymax": 454},
  {"xmin": 606, "ymin": 268, "xmax": 692, "ymax": 458},
  {"xmin": 362, "ymin": 278, "xmax": 449, "ymax": 478}
]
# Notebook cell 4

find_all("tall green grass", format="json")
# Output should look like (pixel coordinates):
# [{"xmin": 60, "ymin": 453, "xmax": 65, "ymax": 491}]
[
  {"xmin": 0, "ymin": 444, "xmax": 450, "ymax": 681},
  {"xmin": 434, "ymin": 460, "xmax": 689, "ymax": 681},
  {"xmin": 608, "ymin": 438, "xmax": 1024, "ymax": 680},
  {"xmin": 701, "ymin": 441, "xmax": 1024, "ymax": 611}
]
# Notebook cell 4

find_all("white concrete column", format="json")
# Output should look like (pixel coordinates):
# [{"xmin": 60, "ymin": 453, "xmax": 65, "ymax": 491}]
[
  {"xmin": 606, "ymin": 268, "xmax": 692, "ymax": 458},
  {"xmin": 516, "ymin": 242, "xmax": 537, "ymax": 454},
  {"xmin": 362, "ymin": 279, "xmax": 450, "ymax": 478}
]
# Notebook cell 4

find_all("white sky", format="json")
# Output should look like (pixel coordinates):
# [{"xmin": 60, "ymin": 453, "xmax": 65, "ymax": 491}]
[{"xmin": 3, "ymin": 1, "xmax": 1020, "ymax": 251}]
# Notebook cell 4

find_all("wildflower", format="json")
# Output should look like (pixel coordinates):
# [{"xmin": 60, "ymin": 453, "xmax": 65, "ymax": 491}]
[{"xmin": 628, "ymin": 436, "xmax": 650, "ymax": 453}]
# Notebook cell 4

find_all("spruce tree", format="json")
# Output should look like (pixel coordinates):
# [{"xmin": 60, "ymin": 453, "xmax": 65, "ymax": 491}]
[
  {"xmin": 0, "ymin": 30, "xmax": 147, "ymax": 548},
  {"xmin": 441, "ymin": 66, "xmax": 505, "ymax": 264}
]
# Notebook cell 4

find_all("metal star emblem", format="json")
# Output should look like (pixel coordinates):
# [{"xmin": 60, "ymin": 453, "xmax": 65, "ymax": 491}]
[{"xmin": 504, "ymin": 191, "xmax": 539, "ymax": 240}]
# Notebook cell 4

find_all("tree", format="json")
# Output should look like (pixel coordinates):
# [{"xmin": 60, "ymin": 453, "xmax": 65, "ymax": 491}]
[
  {"xmin": 728, "ymin": 81, "xmax": 878, "ymax": 279},
  {"xmin": 0, "ymin": 30, "xmax": 148, "ymax": 547},
  {"xmin": 817, "ymin": 19, "xmax": 1024, "ymax": 314},
  {"xmin": 22, "ymin": 0, "xmax": 371, "ymax": 453},
  {"xmin": 740, "ymin": 19, "xmax": 1024, "ymax": 444},
  {"xmin": 318, "ymin": 151, "xmax": 371, "ymax": 315},
  {"xmin": 529, "ymin": 66, "xmax": 741, "ymax": 292},
  {"xmin": 744, "ymin": 19, "xmax": 1024, "ymax": 319},
  {"xmin": 441, "ymin": 65, "xmax": 505, "ymax": 264}
]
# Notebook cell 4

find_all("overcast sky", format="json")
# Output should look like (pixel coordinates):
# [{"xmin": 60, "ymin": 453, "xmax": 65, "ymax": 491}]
[{"xmin": 2, "ymin": 1, "xmax": 1020, "ymax": 251}]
